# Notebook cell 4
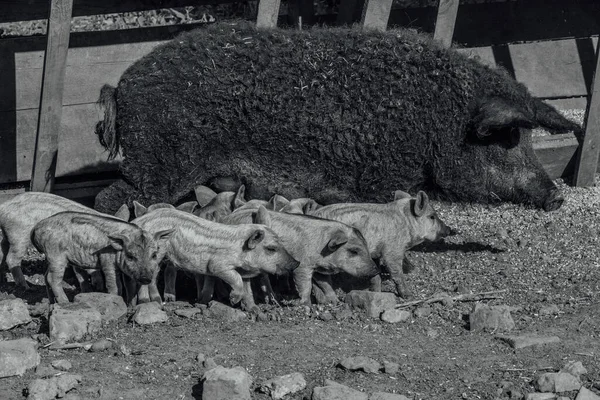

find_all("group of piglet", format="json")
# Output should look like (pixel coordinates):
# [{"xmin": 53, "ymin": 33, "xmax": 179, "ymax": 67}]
[{"xmin": 0, "ymin": 184, "xmax": 453, "ymax": 311}]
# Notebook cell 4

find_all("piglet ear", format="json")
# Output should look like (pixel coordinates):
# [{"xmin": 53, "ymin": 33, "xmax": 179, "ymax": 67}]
[
  {"xmin": 393, "ymin": 190, "xmax": 411, "ymax": 201},
  {"xmin": 268, "ymin": 194, "xmax": 289, "ymax": 212},
  {"xmin": 107, "ymin": 233, "xmax": 129, "ymax": 251},
  {"xmin": 246, "ymin": 229, "xmax": 265, "ymax": 250},
  {"xmin": 114, "ymin": 204, "xmax": 130, "ymax": 221},
  {"xmin": 133, "ymin": 201, "xmax": 147, "ymax": 218},
  {"xmin": 253, "ymin": 205, "xmax": 271, "ymax": 227},
  {"xmin": 194, "ymin": 185, "xmax": 217, "ymax": 207},
  {"xmin": 327, "ymin": 230, "xmax": 348, "ymax": 252},
  {"xmin": 412, "ymin": 191, "xmax": 429, "ymax": 217},
  {"xmin": 176, "ymin": 201, "xmax": 198, "ymax": 214},
  {"xmin": 473, "ymin": 97, "xmax": 538, "ymax": 138},
  {"xmin": 233, "ymin": 185, "xmax": 247, "ymax": 209},
  {"xmin": 303, "ymin": 199, "xmax": 321, "ymax": 214}
]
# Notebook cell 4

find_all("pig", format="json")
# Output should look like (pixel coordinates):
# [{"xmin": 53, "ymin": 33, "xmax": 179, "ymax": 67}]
[
  {"xmin": 131, "ymin": 208, "xmax": 299, "ymax": 309},
  {"xmin": 0, "ymin": 192, "xmax": 128, "ymax": 290},
  {"xmin": 93, "ymin": 21, "xmax": 581, "ymax": 216},
  {"xmin": 31, "ymin": 211, "xmax": 173, "ymax": 303},
  {"xmin": 280, "ymin": 198, "xmax": 323, "ymax": 215},
  {"xmin": 308, "ymin": 190, "xmax": 453, "ymax": 299},
  {"xmin": 215, "ymin": 205, "xmax": 378, "ymax": 305},
  {"xmin": 234, "ymin": 194, "xmax": 290, "ymax": 212},
  {"xmin": 193, "ymin": 185, "xmax": 246, "ymax": 221}
]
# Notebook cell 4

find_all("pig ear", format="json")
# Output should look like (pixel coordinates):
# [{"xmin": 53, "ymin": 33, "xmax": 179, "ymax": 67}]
[
  {"xmin": 268, "ymin": 194, "xmax": 289, "ymax": 212},
  {"xmin": 133, "ymin": 201, "xmax": 147, "ymax": 218},
  {"xmin": 473, "ymin": 97, "xmax": 537, "ymax": 138},
  {"xmin": 233, "ymin": 185, "xmax": 246, "ymax": 209},
  {"xmin": 107, "ymin": 233, "xmax": 129, "ymax": 251},
  {"xmin": 253, "ymin": 205, "xmax": 271, "ymax": 227},
  {"xmin": 245, "ymin": 228, "xmax": 265, "ymax": 250},
  {"xmin": 393, "ymin": 190, "xmax": 411, "ymax": 201},
  {"xmin": 303, "ymin": 199, "xmax": 321, "ymax": 214},
  {"xmin": 176, "ymin": 201, "xmax": 198, "ymax": 214},
  {"xmin": 154, "ymin": 228, "xmax": 175, "ymax": 242},
  {"xmin": 194, "ymin": 185, "xmax": 218, "ymax": 207},
  {"xmin": 327, "ymin": 230, "xmax": 348, "ymax": 252},
  {"xmin": 114, "ymin": 204, "xmax": 130, "ymax": 221},
  {"xmin": 412, "ymin": 191, "xmax": 429, "ymax": 217}
]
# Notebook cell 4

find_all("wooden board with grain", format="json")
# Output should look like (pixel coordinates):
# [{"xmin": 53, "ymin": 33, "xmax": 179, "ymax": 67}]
[
  {"xmin": 361, "ymin": 0, "xmax": 394, "ymax": 32},
  {"xmin": 256, "ymin": 0, "xmax": 282, "ymax": 29},
  {"xmin": 433, "ymin": 0, "xmax": 460, "ymax": 48}
]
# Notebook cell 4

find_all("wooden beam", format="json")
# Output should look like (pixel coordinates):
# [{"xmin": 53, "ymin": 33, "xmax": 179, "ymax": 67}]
[
  {"xmin": 256, "ymin": 0, "xmax": 282, "ymax": 29},
  {"xmin": 574, "ymin": 47, "xmax": 600, "ymax": 186},
  {"xmin": 30, "ymin": 0, "xmax": 73, "ymax": 193},
  {"xmin": 361, "ymin": 0, "xmax": 393, "ymax": 32},
  {"xmin": 433, "ymin": 0, "xmax": 460, "ymax": 48}
]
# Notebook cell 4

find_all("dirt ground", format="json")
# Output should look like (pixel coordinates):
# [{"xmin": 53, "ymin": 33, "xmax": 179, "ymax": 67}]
[{"xmin": 1, "ymin": 177, "xmax": 600, "ymax": 400}]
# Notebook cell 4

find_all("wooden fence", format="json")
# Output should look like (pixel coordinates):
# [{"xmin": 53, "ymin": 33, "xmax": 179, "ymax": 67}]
[{"xmin": 0, "ymin": 0, "xmax": 599, "ymax": 202}]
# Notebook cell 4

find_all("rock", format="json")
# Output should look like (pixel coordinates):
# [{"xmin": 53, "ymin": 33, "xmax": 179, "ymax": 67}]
[
  {"xmin": 561, "ymin": 361, "xmax": 587, "ymax": 378},
  {"xmin": 36, "ymin": 365, "xmax": 59, "ymax": 378},
  {"xmin": 0, "ymin": 338, "xmax": 40, "ymax": 378},
  {"xmin": 380, "ymin": 309, "xmax": 410, "ymax": 323},
  {"xmin": 0, "ymin": 298, "xmax": 32, "ymax": 330},
  {"xmin": 74, "ymin": 293, "xmax": 127, "ymax": 322},
  {"xmin": 345, "ymin": 291, "xmax": 397, "ymax": 318},
  {"xmin": 196, "ymin": 353, "xmax": 206, "ymax": 363},
  {"xmin": 575, "ymin": 387, "xmax": 600, "ymax": 400},
  {"xmin": 29, "ymin": 301, "xmax": 49, "ymax": 318},
  {"xmin": 334, "ymin": 308, "xmax": 354, "ymax": 321},
  {"xmin": 132, "ymin": 302, "xmax": 168, "ymax": 325},
  {"xmin": 51, "ymin": 360, "xmax": 72, "ymax": 372},
  {"xmin": 175, "ymin": 308, "xmax": 202, "ymax": 319},
  {"xmin": 338, "ymin": 356, "xmax": 381, "ymax": 374},
  {"xmin": 319, "ymin": 311, "xmax": 334, "ymax": 321},
  {"xmin": 202, "ymin": 366, "xmax": 252, "ymax": 400},
  {"xmin": 369, "ymin": 393, "xmax": 411, "ymax": 400},
  {"xmin": 207, "ymin": 301, "xmax": 247, "ymax": 322},
  {"xmin": 204, "ymin": 358, "xmax": 218, "ymax": 369},
  {"xmin": 496, "ymin": 334, "xmax": 561, "ymax": 349},
  {"xmin": 27, "ymin": 374, "xmax": 82, "ymax": 400},
  {"xmin": 538, "ymin": 304, "xmax": 560, "ymax": 316},
  {"xmin": 525, "ymin": 394, "xmax": 557, "ymax": 400},
  {"xmin": 259, "ymin": 372, "xmax": 306, "ymax": 399},
  {"xmin": 313, "ymin": 383, "xmax": 368, "ymax": 400},
  {"xmin": 469, "ymin": 303, "xmax": 515, "ymax": 332},
  {"xmin": 49, "ymin": 303, "xmax": 102, "ymax": 343},
  {"xmin": 89, "ymin": 339, "xmax": 113, "ymax": 352},
  {"xmin": 383, "ymin": 361, "xmax": 399, "ymax": 375},
  {"xmin": 536, "ymin": 372, "xmax": 581, "ymax": 393},
  {"xmin": 413, "ymin": 306, "xmax": 432, "ymax": 318}
]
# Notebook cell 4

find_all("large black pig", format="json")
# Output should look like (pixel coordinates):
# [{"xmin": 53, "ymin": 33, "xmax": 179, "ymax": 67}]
[{"xmin": 94, "ymin": 21, "xmax": 581, "ymax": 214}]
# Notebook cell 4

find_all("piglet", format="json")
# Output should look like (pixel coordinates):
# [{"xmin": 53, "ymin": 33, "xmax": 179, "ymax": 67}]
[
  {"xmin": 280, "ymin": 198, "xmax": 322, "ymax": 215},
  {"xmin": 31, "ymin": 211, "xmax": 173, "ymax": 304},
  {"xmin": 309, "ymin": 190, "xmax": 454, "ymax": 298}
]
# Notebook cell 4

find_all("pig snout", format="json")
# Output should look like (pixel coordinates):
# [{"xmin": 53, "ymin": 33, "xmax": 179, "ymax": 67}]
[
  {"xmin": 139, "ymin": 276, "xmax": 153, "ymax": 285},
  {"xmin": 542, "ymin": 191, "xmax": 564, "ymax": 212}
]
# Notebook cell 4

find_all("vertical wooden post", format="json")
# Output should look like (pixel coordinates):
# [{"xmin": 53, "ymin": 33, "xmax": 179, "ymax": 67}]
[
  {"xmin": 433, "ymin": 0, "xmax": 460, "ymax": 48},
  {"xmin": 361, "ymin": 0, "xmax": 393, "ymax": 32},
  {"xmin": 30, "ymin": 0, "xmax": 73, "ymax": 193},
  {"xmin": 256, "ymin": 0, "xmax": 282, "ymax": 29},
  {"xmin": 574, "ymin": 47, "xmax": 600, "ymax": 187}
]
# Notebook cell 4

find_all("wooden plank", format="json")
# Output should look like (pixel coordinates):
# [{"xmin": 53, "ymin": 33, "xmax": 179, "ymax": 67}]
[
  {"xmin": 361, "ymin": 0, "xmax": 393, "ymax": 32},
  {"xmin": 256, "ymin": 0, "xmax": 282, "ymax": 29},
  {"xmin": 574, "ymin": 48, "xmax": 600, "ymax": 186},
  {"xmin": 533, "ymin": 133, "xmax": 580, "ymax": 180},
  {"xmin": 0, "ymin": 104, "xmax": 121, "ymax": 184},
  {"xmin": 433, "ymin": 0, "xmax": 459, "ymax": 48},
  {"xmin": 30, "ymin": 0, "xmax": 74, "ymax": 193}
]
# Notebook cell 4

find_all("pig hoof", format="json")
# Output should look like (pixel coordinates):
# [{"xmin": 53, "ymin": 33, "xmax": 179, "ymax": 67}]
[
  {"xmin": 229, "ymin": 292, "xmax": 244, "ymax": 305},
  {"xmin": 164, "ymin": 294, "xmax": 176, "ymax": 303}
]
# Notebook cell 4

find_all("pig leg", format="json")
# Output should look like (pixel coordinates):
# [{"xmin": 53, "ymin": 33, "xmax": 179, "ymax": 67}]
[
  {"xmin": 312, "ymin": 274, "xmax": 338, "ymax": 304},
  {"xmin": 241, "ymin": 279, "xmax": 260, "ymax": 313},
  {"xmin": 212, "ymin": 270, "xmax": 245, "ymax": 306},
  {"xmin": 293, "ymin": 265, "xmax": 314, "ymax": 305},
  {"xmin": 71, "ymin": 266, "xmax": 92, "ymax": 292},
  {"xmin": 44, "ymin": 255, "xmax": 69, "ymax": 304},
  {"xmin": 198, "ymin": 275, "xmax": 216, "ymax": 304},
  {"xmin": 163, "ymin": 265, "xmax": 178, "ymax": 302},
  {"xmin": 90, "ymin": 271, "xmax": 105, "ymax": 292},
  {"xmin": 386, "ymin": 261, "xmax": 412, "ymax": 299},
  {"xmin": 369, "ymin": 275, "xmax": 382, "ymax": 292},
  {"xmin": 5, "ymin": 240, "xmax": 30, "ymax": 289}
]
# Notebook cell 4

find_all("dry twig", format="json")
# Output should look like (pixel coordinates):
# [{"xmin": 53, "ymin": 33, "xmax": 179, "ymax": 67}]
[{"xmin": 395, "ymin": 289, "xmax": 507, "ymax": 309}]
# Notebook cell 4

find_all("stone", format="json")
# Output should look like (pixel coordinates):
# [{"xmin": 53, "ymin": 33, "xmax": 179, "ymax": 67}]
[
  {"xmin": 380, "ymin": 309, "xmax": 410, "ymax": 323},
  {"xmin": 35, "ymin": 365, "xmax": 59, "ymax": 378},
  {"xmin": 525, "ymin": 394, "xmax": 557, "ymax": 400},
  {"xmin": 413, "ymin": 306, "xmax": 432, "ymax": 318},
  {"xmin": 207, "ymin": 301, "xmax": 247, "ymax": 322},
  {"xmin": 338, "ymin": 356, "xmax": 381, "ymax": 374},
  {"xmin": 319, "ymin": 311, "xmax": 334, "ymax": 321},
  {"xmin": 196, "ymin": 353, "xmax": 206, "ymax": 363},
  {"xmin": 89, "ymin": 339, "xmax": 113, "ymax": 352},
  {"xmin": 0, "ymin": 338, "xmax": 40, "ymax": 378},
  {"xmin": 27, "ymin": 374, "xmax": 82, "ymax": 400},
  {"xmin": 369, "ymin": 393, "xmax": 411, "ymax": 400},
  {"xmin": 29, "ymin": 300, "xmax": 49, "ymax": 318},
  {"xmin": 313, "ymin": 383, "xmax": 368, "ymax": 400},
  {"xmin": 538, "ymin": 304, "xmax": 560, "ymax": 316},
  {"xmin": 51, "ymin": 360, "xmax": 72, "ymax": 371},
  {"xmin": 49, "ymin": 303, "xmax": 102, "ymax": 343},
  {"xmin": 259, "ymin": 372, "xmax": 306, "ymax": 399},
  {"xmin": 202, "ymin": 366, "xmax": 252, "ymax": 400},
  {"xmin": 204, "ymin": 358, "xmax": 218, "ymax": 369},
  {"xmin": 561, "ymin": 361, "xmax": 587, "ymax": 378},
  {"xmin": 132, "ymin": 302, "xmax": 168, "ymax": 325},
  {"xmin": 496, "ymin": 334, "xmax": 561, "ymax": 349},
  {"xmin": 469, "ymin": 303, "xmax": 515, "ymax": 332},
  {"xmin": 74, "ymin": 292, "xmax": 127, "ymax": 322},
  {"xmin": 334, "ymin": 308, "xmax": 354, "ymax": 321},
  {"xmin": 345, "ymin": 291, "xmax": 397, "ymax": 318},
  {"xmin": 575, "ymin": 387, "xmax": 600, "ymax": 400},
  {"xmin": 0, "ymin": 298, "xmax": 32, "ymax": 330},
  {"xmin": 383, "ymin": 361, "xmax": 399, "ymax": 375},
  {"xmin": 536, "ymin": 372, "xmax": 581, "ymax": 393},
  {"xmin": 175, "ymin": 308, "xmax": 202, "ymax": 319}
]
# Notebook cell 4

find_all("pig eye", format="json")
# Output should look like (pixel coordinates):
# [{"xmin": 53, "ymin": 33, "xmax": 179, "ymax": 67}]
[
  {"xmin": 429, "ymin": 215, "xmax": 436, "ymax": 220},
  {"xmin": 265, "ymin": 246, "xmax": 277, "ymax": 253},
  {"xmin": 151, "ymin": 252, "xmax": 158, "ymax": 259},
  {"xmin": 348, "ymin": 249, "xmax": 359, "ymax": 256}
]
